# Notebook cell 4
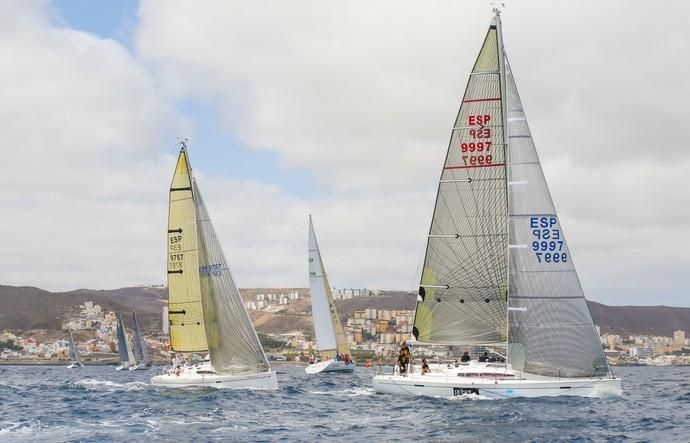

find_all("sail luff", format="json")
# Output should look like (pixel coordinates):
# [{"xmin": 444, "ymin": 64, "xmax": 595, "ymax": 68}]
[
  {"xmin": 494, "ymin": 8, "xmax": 512, "ymax": 354},
  {"xmin": 308, "ymin": 216, "xmax": 349, "ymax": 358}
]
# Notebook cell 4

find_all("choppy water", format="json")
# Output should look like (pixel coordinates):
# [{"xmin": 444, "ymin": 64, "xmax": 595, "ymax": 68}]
[{"xmin": 0, "ymin": 365, "xmax": 688, "ymax": 442}]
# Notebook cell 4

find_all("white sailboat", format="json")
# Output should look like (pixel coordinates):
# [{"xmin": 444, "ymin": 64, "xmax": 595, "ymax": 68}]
[
  {"xmin": 151, "ymin": 142, "xmax": 277, "ymax": 389},
  {"xmin": 66, "ymin": 328, "xmax": 83, "ymax": 369},
  {"xmin": 305, "ymin": 216, "xmax": 354, "ymax": 374},
  {"xmin": 373, "ymin": 9, "xmax": 621, "ymax": 399},
  {"xmin": 129, "ymin": 311, "xmax": 151, "ymax": 371},
  {"xmin": 115, "ymin": 314, "xmax": 135, "ymax": 371}
]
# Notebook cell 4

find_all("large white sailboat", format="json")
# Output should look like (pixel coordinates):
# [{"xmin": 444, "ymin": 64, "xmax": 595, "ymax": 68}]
[
  {"xmin": 373, "ymin": 9, "xmax": 621, "ymax": 399},
  {"xmin": 305, "ymin": 216, "xmax": 354, "ymax": 374},
  {"xmin": 66, "ymin": 328, "xmax": 83, "ymax": 369},
  {"xmin": 151, "ymin": 143, "xmax": 277, "ymax": 389}
]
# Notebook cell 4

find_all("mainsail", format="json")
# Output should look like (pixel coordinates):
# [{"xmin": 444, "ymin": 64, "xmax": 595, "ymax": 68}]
[
  {"xmin": 131, "ymin": 311, "xmax": 150, "ymax": 365},
  {"xmin": 504, "ymin": 59, "xmax": 609, "ymax": 377},
  {"xmin": 412, "ymin": 13, "xmax": 508, "ymax": 346},
  {"xmin": 412, "ymin": 10, "xmax": 609, "ymax": 378},
  {"xmin": 194, "ymin": 178, "xmax": 270, "ymax": 374},
  {"xmin": 308, "ymin": 216, "xmax": 349, "ymax": 358},
  {"xmin": 68, "ymin": 328, "xmax": 82, "ymax": 365},
  {"xmin": 167, "ymin": 148, "xmax": 208, "ymax": 352}
]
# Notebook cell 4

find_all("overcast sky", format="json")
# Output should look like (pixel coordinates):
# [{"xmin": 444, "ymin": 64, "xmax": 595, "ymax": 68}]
[{"xmin": 1, "ymin": 1, "xmax": 688, "ymax": 307}]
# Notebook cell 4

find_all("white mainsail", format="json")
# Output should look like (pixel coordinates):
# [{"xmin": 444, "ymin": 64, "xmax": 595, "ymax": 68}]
[
  {"xmin": 411, "ymin": 11, "xmax": 609, "ymax": 378},
  {"xmin": 308, "ymin": 216, "xmax": 349, "ymax": 359}
]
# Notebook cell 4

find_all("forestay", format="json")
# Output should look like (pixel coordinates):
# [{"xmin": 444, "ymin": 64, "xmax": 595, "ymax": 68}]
[
  {"xmin": 504, "ymin": 59, "xmax": 609, "ymax": 377},
  {"xmin": 308, "ymin": 216, "xmax": 349, "ymax": 358},
  {"xmin": 167, "ymin": 149, "xmax": 208, "ymax": 352},
  {"xmin": 413, "ymin": 14, "xmax": 508, "ymax": 346},
  {"xmin": 194, "ymin": 179, "xmax": 270, "ymax": 374}
]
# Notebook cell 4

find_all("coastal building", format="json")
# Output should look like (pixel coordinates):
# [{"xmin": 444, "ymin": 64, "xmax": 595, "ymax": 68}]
[{"xmin": 673, "ymin": 330, "xmax": 686, "ymax": 350}]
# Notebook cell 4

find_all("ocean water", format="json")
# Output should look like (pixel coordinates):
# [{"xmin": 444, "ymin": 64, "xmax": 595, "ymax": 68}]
[{"xmin": 0, "ymin": 365, "xmax": 688, "ymax": 442}]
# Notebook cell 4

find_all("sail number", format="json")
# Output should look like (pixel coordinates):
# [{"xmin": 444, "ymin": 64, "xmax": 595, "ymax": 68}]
[
  {"xmin": 462, "ymin": 114, "xmax": 493, "ymax": 166},
  {"xmin": 530, "ymin": 217, "xmax": 568, "ymax": 263},
  {"xmin": 169, "ymin": 234, "xmax": 183, "ymax": 252}
]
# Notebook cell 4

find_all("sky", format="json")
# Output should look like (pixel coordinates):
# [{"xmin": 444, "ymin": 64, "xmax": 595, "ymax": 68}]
[{"xmin": 1, "ymin": 0, "xmax": 688, "ymax": 307}]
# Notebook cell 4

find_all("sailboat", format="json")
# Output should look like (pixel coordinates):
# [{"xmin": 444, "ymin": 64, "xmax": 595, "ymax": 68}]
[
  {"xmin": 129, "ymin": 311, "xmax": 151, "ymax": 371},
  {"xmin": 305, "ymin": 216, "xmax": 354, "ymax": 374},
  {"xmin": 151, "ymin": 142, "xmax": 277, "ymax": 389},
  {"xmin": 115, "ymin": 314, "xmax": 135, "ymax": 371},
  {"xmin": 373, "ymin": 9, "xmax": 621, "ymax": 399},
  {"xmin": 66, "ymin": 328, "xmax": 83, "ymax": 369}
]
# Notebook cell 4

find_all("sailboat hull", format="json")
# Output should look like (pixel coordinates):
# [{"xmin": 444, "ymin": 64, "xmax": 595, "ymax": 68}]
[
  {"xmin": 151, "ymin": 368, "xmax": 278, "ymax": 390},
  {"xmin": 373, "ymin": 363, "xmax": 621, "ymax": 399},
  {"xmin": 305, "ymin": 359, "xmax": 355, "ymax": 374}
]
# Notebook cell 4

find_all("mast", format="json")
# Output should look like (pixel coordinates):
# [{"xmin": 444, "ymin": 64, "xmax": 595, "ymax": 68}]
[{"xmin": 494, "ymin": 7, "xmax": 512, "ymax": 357}]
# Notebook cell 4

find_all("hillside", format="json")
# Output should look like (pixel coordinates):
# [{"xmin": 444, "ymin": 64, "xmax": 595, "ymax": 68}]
[{"xmin": 0, "ymin": 284, "xmax": 688, "ymax": 337}]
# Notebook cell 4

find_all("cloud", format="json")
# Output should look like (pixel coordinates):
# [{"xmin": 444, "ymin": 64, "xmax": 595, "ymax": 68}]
[
  {"xmin": 134, "ymin": 1, "xmax": 690, "ymax": 306},
  {"xmin": 2, "ymin": 1, "xmax": 688, "ymax": 307},
  {"xmin": 0, "ymin": 1, "xmax": 178, "ymax": 290}
]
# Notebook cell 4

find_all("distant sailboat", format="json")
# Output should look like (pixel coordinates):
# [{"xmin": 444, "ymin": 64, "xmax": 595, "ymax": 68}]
[
  {"xmin": 66, "ymin": 328, "xmax": 83, "ymax": 369},
  {"xmin": 151, "ymin": 142, "xmax": 277, "ymax": 389},
  {"xmin": 373, "ymin": 9, "xmax": 621, "ymax": 399},
  {"xmin": 115, "ymin": 314, "xmax": 135, "ymax": 371},
  {"xmin": 305, "ymin": 216, "xmax": 354, "ymax": 374},
  {"xmin": 129, "ymin": 311, "xmax": 151, "ymax": 371}
]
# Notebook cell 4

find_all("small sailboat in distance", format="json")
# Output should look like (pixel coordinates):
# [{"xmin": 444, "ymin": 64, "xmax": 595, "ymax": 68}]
[
  {"xmin": 66, "ymin": 328, "xmax": 83, "ymax": 369},
  {"xmin": 129, "ymin": 311, "xmax": 151, "ymax": 371},
  {"xmin": 151, "ymin": 142, "xmax": 277, "ymax": 389},
  {"xmin": 372, "ymin": 8, "xmax": 621, "ymax": 399},
  {"xmin": 305, "ymin": 215, "xmax": 354, "ymax": 374},
  {"xmin": 115, "ymin": 314, "xmax": 135, "ymax": 371}
]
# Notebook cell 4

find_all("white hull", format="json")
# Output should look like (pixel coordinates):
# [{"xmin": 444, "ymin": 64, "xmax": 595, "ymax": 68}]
[
  {"xmin": 305, "ymin": 359, "xmax": 355, "ymax": 374},
  {"xmin": 373, "ymin": 362, "xmax": 621, "ymax": 399},
  {"xmin": 66, "ymin": 362, "xmax": 82, "ymax": 369},
  {"xmin": 115, "ymin": 364, "xmax": 129, "ymax": 371},
  {"xmin": 151, "ymin": 363, "xmax": 278, "ymax": 390}
]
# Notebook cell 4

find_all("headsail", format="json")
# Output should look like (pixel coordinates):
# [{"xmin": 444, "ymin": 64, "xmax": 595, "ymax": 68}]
[
  {"xmin": 504, "ymin": 59, "xmax": 609, "ymax": 377},
  {"xmin": 131, "ymin": 311, "xmax": 150, "ymax": 365},
  {"xmin": 412, "ymin": 13, "xmax": 508, "ymax": 346},
  {"xmin": 308, "ymin": 216, "xmax": 350, "ymax": 358},
  {"xmin": 68, "ymin": 328, "xmax": 82, "ymax": 365},
  {"xmin": 194, "ymin": 178, "xmax": 271, "ymax": 375},
  {"xmin": 116, "ymin": 315, "xmax": 135, "ymax": 366},
  {"xmin": 167, "ymin": 147, "xmax": 208, "ymax": 352}
]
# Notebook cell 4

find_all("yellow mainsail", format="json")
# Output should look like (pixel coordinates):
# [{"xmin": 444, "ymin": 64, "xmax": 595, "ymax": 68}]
[{"xmin": 167, "ymin": 147, "xmax": 208, "ymax": 352}]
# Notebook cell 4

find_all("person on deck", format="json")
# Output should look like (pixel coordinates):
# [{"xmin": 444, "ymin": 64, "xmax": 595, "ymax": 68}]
[
  {"xmin": 335, "ymin": 352, "xmax": 341, "ymax": 362},
  {"xmin": 478, "ymin": 351, "xmax": 489, "ymax": 362},
  {"xmin": 421, "ymin": 358, "xmax": 431, "ymax": 375},
  {"xmin": 460, "ymin": 351, "xmax": 471, "ymax": 363},
  {"xmin": 398, "ymin": 342, "xmax": 411, "ymax": 375}
]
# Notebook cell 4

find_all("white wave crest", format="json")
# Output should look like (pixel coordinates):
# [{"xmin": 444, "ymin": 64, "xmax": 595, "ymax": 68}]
[{"xmin": 309, "ymin": 387, "xmax": 376, "ymax": 397}]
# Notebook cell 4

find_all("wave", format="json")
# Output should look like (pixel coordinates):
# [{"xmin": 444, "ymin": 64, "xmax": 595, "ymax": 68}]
[
  {"xmin": 309, "ymin": 387, "xmax": 375, "ymax": 397},
  {"xmin": 69, "ymin": 378, "xmax": 149, "ymax": 392}
]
